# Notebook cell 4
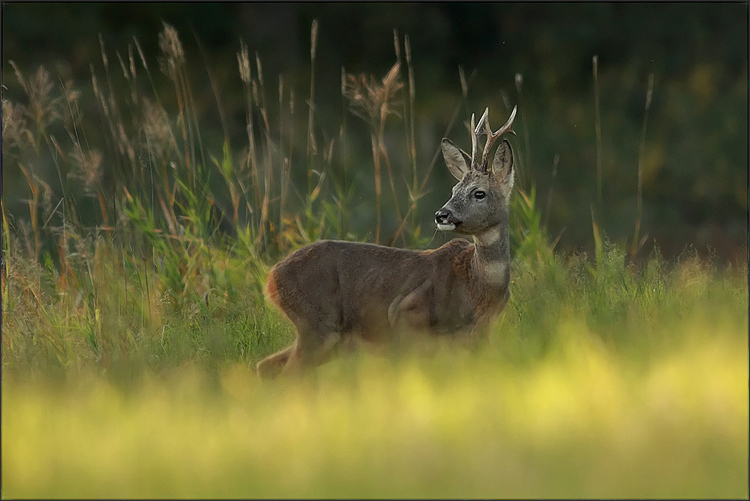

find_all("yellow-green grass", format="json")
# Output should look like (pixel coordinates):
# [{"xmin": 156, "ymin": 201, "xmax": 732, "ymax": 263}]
[{"xmin": 3, "ymin": 314, "xmax": 747, "ymax": 499}]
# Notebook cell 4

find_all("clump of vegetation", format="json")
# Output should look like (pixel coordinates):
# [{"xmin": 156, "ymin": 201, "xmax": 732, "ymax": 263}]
[{"xmin": 1, "ymin": 22, "xmax": 747, "ymax": 499}]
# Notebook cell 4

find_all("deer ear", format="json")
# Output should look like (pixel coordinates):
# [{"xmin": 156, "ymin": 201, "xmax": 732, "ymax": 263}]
[
  {"xmin": 492, "ymin": 139, "xmax": 514, "ymax": 196},
  {"xmin": 441, "ymin": 138, "xmax": 471, "ymax": 181}
]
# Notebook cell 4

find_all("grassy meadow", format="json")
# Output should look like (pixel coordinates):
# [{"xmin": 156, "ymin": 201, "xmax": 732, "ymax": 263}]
[{"xmin": 2, "ymin": 22, "xmax": 748, "ymax": 498}]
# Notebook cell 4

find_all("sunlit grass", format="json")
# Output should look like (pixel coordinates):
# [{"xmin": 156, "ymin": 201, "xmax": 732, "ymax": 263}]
[{"xmin": 3, "ymin": 313, "xmax": 747, "ymax": 498}]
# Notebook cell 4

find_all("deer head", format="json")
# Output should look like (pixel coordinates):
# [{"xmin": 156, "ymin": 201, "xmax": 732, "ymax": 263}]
[{"xmin": 435, "ymin": 106, "xmax": 517, "ymax": 235}]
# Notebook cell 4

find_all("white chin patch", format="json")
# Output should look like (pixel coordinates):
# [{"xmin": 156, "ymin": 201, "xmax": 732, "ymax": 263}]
[{"xmin": 437, "ymin": 223, "xmax": 456, "ymax": 231}]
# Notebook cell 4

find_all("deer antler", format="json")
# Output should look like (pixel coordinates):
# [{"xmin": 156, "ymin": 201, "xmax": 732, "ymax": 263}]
[{"xmin": 476, "ymin": 105, "xmax": 518, "ymax": 172}]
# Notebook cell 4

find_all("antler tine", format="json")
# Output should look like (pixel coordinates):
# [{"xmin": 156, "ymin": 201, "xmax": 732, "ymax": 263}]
[
  {"xmin": 496, "ymin": 105, "xmax": 518, "ymax": 138},
  {"xmin": 473, "ymin": 108, "xmax": 489, "ymax": 170},
  {"xmin": 479, "ymin": 105, "xmax": 518, "ymax": 171},
  {"xmin": 478, "ymin": 107, "xmax": 493, "ymax": 172},
  {"xmin": 474, "ymin": 107, "xmax": 489, "ymax": 136},
  {"xmin": 469, "ymin": 112, "xmax": 478, "ymax": 169}
]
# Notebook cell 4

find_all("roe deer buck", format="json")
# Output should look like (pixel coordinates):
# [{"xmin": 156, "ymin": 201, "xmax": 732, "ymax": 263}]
[{"xmin": 256, "ymin": 106, "xmax": 517, "ymax": 379}]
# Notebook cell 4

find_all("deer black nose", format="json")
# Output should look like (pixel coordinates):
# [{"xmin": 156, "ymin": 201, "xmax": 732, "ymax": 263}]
[{"xmin": 435, "ymin": 208, "xmax": 452, "ymax": 225}]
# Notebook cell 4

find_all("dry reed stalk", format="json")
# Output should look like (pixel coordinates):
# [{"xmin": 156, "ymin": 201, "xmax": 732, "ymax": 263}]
[
  {"xmin": 631, "ymin": 73, "xmax": 655, "ymax": 260},
  {"xmin": 393, "ymin": 31, "xmax": 420, "ymax": 239},
  {"xmin": 544, "ymin": 153, "xmax": 560, "ymax": 229},
  {"xmin": 237, "ymin": 39, "xmax": 262, "ymax": 214},
  {"xmin": 377, "ymin": 66, "xmax": 405, "ymax": 245},
  {"xmin": 158, "ymin": 23, "xmax": 194, "ymax": 197},
  {"xmin": 278, "ymin": 75, "xmax": 287, "ymax": 240},
  {"xmin": 179, "ymin": 36, "xmax": 207, "ymax": 180},
  {"xmin": 286, "ymin": 87, "xmax": 295, "ymax": 238},
  {"xmin": 593, "ymin": 55, "xmax": 602, "ymax": 203},
  {"xmin": 254, "ymin": 52, "xmax": 273, "ymax": 250},
  {"xmin": 515, "ymin": 72, "xmax": 532, "ymax": 190},
  {"xmin": 405, "ymin": 35, "xmax": 417, "ymax": 198},
  {"xmin": 306, "ymin": 20, "xmax": 319, "ymax": 195},
  {"xmin": 193, "ymin": 32, "xmax": 230, "ymax": 144},
  {"xmin": 343, "ymin": 63, "xmax": 403, "ymax": 244},
  {"xmin": 13, "ymin": 62, "xmax": 76, "ymax": 232},
  {"xmin": 19, "ymin": 164, "xmax": 40, "ymax": 262},
  {"xmin": 99, "ymin": 35, "xmax": 135, "ymax": 182},
  {"xmin": 338, "ymin": 67, "xmax": 351, "ymax": 236},
  {"xmin": 60, "ymin": 73, "xmax": 106, "ymax": 228},
  {"xmin": 1, "ymin": 200, "xmax": 9, "ymax": 297},
  {"xmin": 370, "ymin": 131, "xmax": 382, "ymax": 244},
  {"xmin": 134, "ymin": 34, "xmax": 186, "ymax": 234},
  {"xmin": 134, "ymin": 35, "xmax": 184, "ymax": 176}
]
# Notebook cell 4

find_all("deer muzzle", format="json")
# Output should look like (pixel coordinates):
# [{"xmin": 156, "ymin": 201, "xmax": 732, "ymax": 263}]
[{"xmin": 435, "ymin": 208, "xmax": 459, "ymax": 231}]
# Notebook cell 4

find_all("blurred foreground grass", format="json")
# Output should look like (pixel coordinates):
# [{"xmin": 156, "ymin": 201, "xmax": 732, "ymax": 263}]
[{"xmin": 3, "ymin": 255, "xmax": 748, "ymax": 498}]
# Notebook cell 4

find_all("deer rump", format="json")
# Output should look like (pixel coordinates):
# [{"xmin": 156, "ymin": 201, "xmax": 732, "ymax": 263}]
[{"xmin": 265, "ymin": 239, "xmax": 495, "ymax": 345}]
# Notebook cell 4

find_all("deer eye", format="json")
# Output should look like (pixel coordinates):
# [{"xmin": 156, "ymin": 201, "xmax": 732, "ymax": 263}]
[{"xmin": 473, "ymin": 190, "xmax": 486, "ymax": 200}]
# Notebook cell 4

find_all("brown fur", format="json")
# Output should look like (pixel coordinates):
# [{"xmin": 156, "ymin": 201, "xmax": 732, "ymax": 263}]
[{"xmin": 255, "ymin": 238, "xmax": 509, "ymax": 379}]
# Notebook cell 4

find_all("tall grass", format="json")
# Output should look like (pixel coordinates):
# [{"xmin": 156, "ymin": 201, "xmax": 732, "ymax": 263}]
[{"xmin": 2, "ymin": 21, "xmax": 748, "ymax": 498}]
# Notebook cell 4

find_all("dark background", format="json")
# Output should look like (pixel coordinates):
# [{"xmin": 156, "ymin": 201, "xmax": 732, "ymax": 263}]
[{"xmin": 2, "ymin": 2, "xmax": 748, "ymax": 262}]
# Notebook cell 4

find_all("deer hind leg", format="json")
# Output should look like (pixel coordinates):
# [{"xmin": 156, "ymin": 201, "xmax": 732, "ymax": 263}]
[
  {"xmin": 281, "ymin": 329, "xmax": 342, "ymax": 376},
  {"xmin": 256, "ymin": 344, "xmax": 295, "ymax": 380},
  {"xmin": 259, "ymin": 269, "xmax": 344, "ymax": 378}
]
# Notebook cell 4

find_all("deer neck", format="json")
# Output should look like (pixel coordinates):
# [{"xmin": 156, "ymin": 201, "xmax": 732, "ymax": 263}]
[{"xmin": 471, "ymin": 222, "xmax": 510, "ymax": 288}]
